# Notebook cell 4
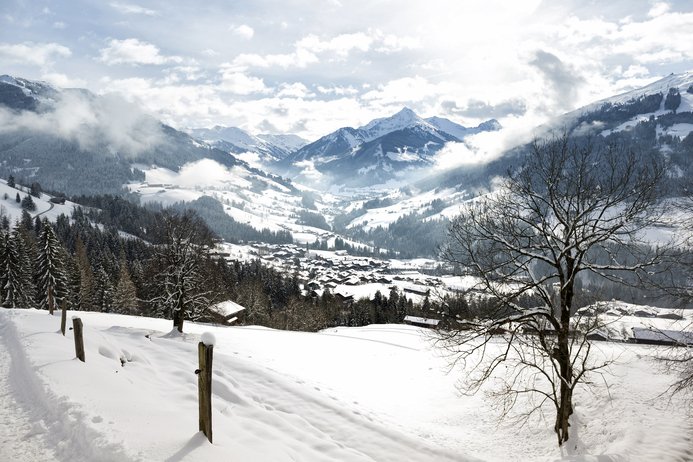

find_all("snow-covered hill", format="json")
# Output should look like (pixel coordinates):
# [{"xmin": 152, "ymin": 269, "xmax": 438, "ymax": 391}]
[
  {"xmin": 0, "ymin": 180, "xmax": 78, "ymax": 224},
  {"xmin": 188, "ymin": 126, "xmax": 307, "ymax": 164},
  {"xmin": 1, "ymin": 308, "xmax": 691, "ymax": 461},
  {"xmin": 281, "ymin": 108, "xmax": 500, "ymax": 187}
]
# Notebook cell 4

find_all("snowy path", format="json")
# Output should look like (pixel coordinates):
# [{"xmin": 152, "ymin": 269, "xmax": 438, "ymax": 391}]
[
  {"xmin": 2, "ymin": 308, "xmax": 692, "ymax": 461},
  {"xmin": 0, "ymin": 325, "xmax": 57, "ymax": 462},
  {"xmin": 0, "ymin": 311, "xmax": 136, "ymax": 462},
  {"xmin": 0, "ymin": 310, "xmax": 473, "ymax": 462}
]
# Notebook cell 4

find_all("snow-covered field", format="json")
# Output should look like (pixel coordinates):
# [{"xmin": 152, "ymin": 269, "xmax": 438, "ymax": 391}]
[{"xmin": 1, "ymin": 308, "xmax": 691, "ymax": 461}]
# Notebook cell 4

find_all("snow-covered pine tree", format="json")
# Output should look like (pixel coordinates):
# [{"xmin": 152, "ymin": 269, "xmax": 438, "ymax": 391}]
[
  {"xmin": 74, "ymin": 236, "xmax": 94, "ymax": 311},
  {"xmin": 35, "ymin": 221, "xmax": 68, "ymax": 314},
  {"xmin": 0, "ymin": 230, "xmax": 35, "ymax": 307},
  {"xmin": 92, "ymin": 264, "xmax": 114, "ymax": 312},
  {"xmin": 113, "ymin": 257, "xmax": 138, "ymax": 314}
]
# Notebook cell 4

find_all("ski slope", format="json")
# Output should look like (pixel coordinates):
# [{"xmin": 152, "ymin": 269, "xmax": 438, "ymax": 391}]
[{"xmin": 0, "ymin": 308, "xmax": 691, "ymax": 461}]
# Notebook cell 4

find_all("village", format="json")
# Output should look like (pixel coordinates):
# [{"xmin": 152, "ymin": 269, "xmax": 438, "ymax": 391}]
[{"xmin": 216, "ymin": 241, "xmax": 454, "ymax": 305}]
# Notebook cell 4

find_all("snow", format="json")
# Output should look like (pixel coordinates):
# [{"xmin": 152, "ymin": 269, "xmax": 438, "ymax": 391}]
[
  {"xmin": 403, "ymin": 316, "xmax": 440, "ymax": 326},
  {"xmin": 201, "ymin": 332, "xmax": 217, "ymax": 346},
  {"xmin": 211, "ymin": 300, "xmax": 246, "ymax": 317},
  {"xmin": 0, "ymin": 180, "xmax": 78, "ymax": 224},
  {"xmin": 1, "ymin": 308, "xmax": 691, "ymax": 461}
]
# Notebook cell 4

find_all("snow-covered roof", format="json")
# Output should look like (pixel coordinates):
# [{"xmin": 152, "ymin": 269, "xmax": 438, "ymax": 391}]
[
  {"xmin": 631, "ymin": 327, "xmax": 693, "ymax": 345},
  {"xmin": 211, "ymin": 300, "xmax": 246, "ymax": 317},
  {"xmin": 403, "ymin": 316, "xmax": 440, "ymax": 326}
]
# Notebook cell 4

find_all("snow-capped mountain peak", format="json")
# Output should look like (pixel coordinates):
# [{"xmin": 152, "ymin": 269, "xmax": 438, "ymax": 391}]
[{"xmin": 361, "ymin": 107, "xmax": 436, "ymax": 141}]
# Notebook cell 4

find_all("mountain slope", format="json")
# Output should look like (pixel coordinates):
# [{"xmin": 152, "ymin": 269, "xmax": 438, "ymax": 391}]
[
  {"xmin": 0, "ymin": 76, "xmax": 254, "ymax": 195},
  {"xmin": 281, "ymin": 107, "xmax": 500, "ymax": 187},
  {"xmin": 188, "ymin": 126, "xmax": 307, "ymax": 163}
]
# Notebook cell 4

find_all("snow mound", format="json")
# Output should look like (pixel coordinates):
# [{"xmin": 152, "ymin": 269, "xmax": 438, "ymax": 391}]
[{"xmin": 201, "ymin": 332, "xmax": 216, "ymax": 346}]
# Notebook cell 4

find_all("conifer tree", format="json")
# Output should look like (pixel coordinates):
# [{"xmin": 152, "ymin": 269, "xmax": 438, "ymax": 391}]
[
  {"xmin": 74, "ymin": 237, "xmax": 94, "ymax": 311},
  {"xmin": 0, "ymin": 230, "xmax": 34, "ymax": 307},
  {"xmin": 113, "ymin": 258, "xmax": 138, "ymax": 314},
  {"xmin": 92, "ymin": 264, "xmax": 114, "ymax": 312},
  {"xmin": 35, "ymin": 221, "xmax": 68, "ymax": 314}
]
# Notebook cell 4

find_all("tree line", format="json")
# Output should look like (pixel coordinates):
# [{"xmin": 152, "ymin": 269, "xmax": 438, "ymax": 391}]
[{"xmin": 0, "ymin": 189, "xmax": 426, "ymax": 332}]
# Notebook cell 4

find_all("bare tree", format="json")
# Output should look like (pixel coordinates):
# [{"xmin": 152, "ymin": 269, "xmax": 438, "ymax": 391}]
[
  {"xmin": 440, "ymin": 135, "xmax": 665, "ymax": 446},
  {"xmin": 151, "ymin": 211, "xmax": 215, "ymax": 333},
  {"xmin": 656, "ymin": 196, "xmax": 693, "ymax": 397}
]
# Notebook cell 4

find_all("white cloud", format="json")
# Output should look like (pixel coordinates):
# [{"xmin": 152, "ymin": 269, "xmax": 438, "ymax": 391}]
[
  {"xmin": 648, "ymin": 2, "xmax": 670, "ymax": 18},
  {"xmin": 98, "ymin": 38, "xmax": 182, "ymax": 65},
  {"xmin": 231, "ymin": 29, "xmax": 422, "ymax": 71},
  {"xmin": 231, "ymin": 24, "xmax": 254, "ymax": 40},
  {"xmin": 53, "ymin": 21, "xmax": 66, "ymax": 29},
  {"xmin": 296, "ymin": 32, "xmax": 372, "ymax": 57},
  {"xmin": 362, "ymin": 76, "xmax": 444, "ymax": 105},
  {"xmin": 317, "ymin": 85, "xmax": 358, "ymax": 96},
  {"xmin": 0, "ymin": 90, "xmax": 164, "ymax": 155},
  {"xmin": 276, "ymin": 82, "xmax": 312, "ymax": 98},
  {"xmin": 0, "ymin": 42, "xmax": 71, "ymax": 66},
  {"xmin": 41, "ymin": 72, "xmax": 87, "ymax": 88},
  {"xmin": 109, "ymin": 2, "xmax": 157, "ymax": 16},
  {"xmin": 231, "ymin": 48, "xmax": 319, "ymax": 70},
  {"xmin": 219, "ymin": 68, "xmax": 270, "ymax": 95}
]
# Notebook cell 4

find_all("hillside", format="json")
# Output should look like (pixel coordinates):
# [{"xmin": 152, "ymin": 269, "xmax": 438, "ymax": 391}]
[{"xmin": 1, "ymin": 308, "xmax": 691, "ymax": 461}]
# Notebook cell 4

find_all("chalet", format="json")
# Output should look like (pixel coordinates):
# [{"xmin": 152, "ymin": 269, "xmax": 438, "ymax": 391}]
[
  {"xmin": 657, "ymin": 312, "xmax": 684, "ymax": 321},
  {"xmin": 403, "ymin": 316, "xmax": 440, "ymax": 329},
  {"xmin": 586, "ymin": 330, "xmax": 612, "ymax": 342},
  {"xmin": 334, "ymin": 292, "xmax": 354, "ymax": 306},
  {"xmin": 631, "ymin": 328, "xmax": 693, "ymax": 346},
  {"xmin": 49, "ymin": 196, "xmax": 66, "ymax": 204},
  {"xmin": 403, "ymin": 287, "xmax": 429, "ymax": 297},
  {"xmin": 210, "ymin": 300, "xmax": 246, "ymax": 325}
]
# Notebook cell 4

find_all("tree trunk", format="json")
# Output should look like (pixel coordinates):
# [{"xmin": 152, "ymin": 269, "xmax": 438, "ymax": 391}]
[
  {"xmin": 48, "ymin": 286, "xmax": 54, "ymax": 315},
  {"xmin": 173, "ymin": 306, "xmax": 185, "ymax": 333},
  {"xmin": 555, "ymin": 328, "xmax": 573, "ymax": 445},
  {"xmin": 555, "ymin": 377, "xmax": 573, "ymax": 445}
]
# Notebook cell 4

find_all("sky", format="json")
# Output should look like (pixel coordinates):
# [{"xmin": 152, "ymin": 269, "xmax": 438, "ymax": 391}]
[{"xmin": 2, "ymin": 0, "xmax": 693, "ymax": 141}]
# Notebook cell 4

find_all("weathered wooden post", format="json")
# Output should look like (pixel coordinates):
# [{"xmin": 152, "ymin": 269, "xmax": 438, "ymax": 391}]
[
  {"xmin": 72, "ymin": 317, "xmax": 85, "ymax": 362},
  {"xmin": 60, "ymin": 300, "xmax": 67, "ymax": 336},
  {"xmin": 196, "ymin": 334, "xmax": 214, "ymax": 443}
]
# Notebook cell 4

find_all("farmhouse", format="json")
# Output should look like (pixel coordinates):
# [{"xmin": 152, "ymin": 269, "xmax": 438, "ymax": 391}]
[
  {"xmin": 403, "ymin": 316, "xmax": 440, "ymax": 329},
  {"xmin": 631, "ymin": 327, "xmax": 693, "ymax": 346}
]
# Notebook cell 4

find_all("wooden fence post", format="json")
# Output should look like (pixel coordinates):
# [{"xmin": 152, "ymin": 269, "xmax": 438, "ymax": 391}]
[
  {"xmin": 197, "ymin": 341, "xmax": 213, "ymax": 443},
  {"xmin": 73, "ymin": 317, "xmax": 85, "ymax": 362},
  {"xmin": 60, "ymin": 301, "xmax": 67, "ymax": 336}
]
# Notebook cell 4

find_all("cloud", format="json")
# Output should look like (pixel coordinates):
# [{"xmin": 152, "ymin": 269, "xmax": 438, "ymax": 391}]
[
  {"xmin": 41, "ymin": 73, "xmax": 87, "ymax": 88},
  {"xmin": 316, "ymin": 85, "xmax": 358, "ymax": 96},
  {"xmin": 53, "ymin": 21, "xmax": 66, "ymax": 29},
  {"xmin": 0, "ymin": 90, "xmax": 164, "ymax": 155},
  {"xmin": 442, "ymin": 98, "xmax": 527, "ymax": 119},
  {"xmin": 276, "ymin": 82, "xmax": 312, "ymax": 98},
  {"xmin": 230, "ymin": 29, "xmax": 420, "ymax": 71},
  {"xmin": 361, "ymin": 76, "xmax": 441, "ymax": 105},
  {"xmin": 529, "ymin": 50, "xmax": 585, "ymax": 112},
  {"xmin": 0, "ymin": 42, "xmax": 71, "ymax": 66},
  {"xmin": 648, "ymin": 2, "xmax": 670, "ymax": 18},
  {"xmin": 231, "ymin": 49, "xmax": 318, "ymax": 70},
  {"xmin": 219, "ymin": 67, "xmax": 270, "ymax": 95},
  {"xmin": 98, "ymin": 38, "xmax": 182, "ymax": 66},
  {"xmin": 433, "ymin": 119, "xmax": 537, "ymax": 170},
  {"xmin": 231, "ymin": 24, "xmax": 254, "ymax": 40},
  {"xmin": 109, "ymin": 2, "xmax": 158, "ymax": 16}
]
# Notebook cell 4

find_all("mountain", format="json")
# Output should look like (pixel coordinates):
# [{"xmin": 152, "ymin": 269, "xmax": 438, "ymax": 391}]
[
  {"xmin": 188, "ymin": 126, "xmax": 307, "ymax": 162},
  {"xmin": 281, "ymin": 107, "xmax": 500, "ymax": 187},
  {"xmin": 0, "ymin": 75, "xmax": 298, "ymax": 196},
  {"xmin": 417, "ymin": 71, "xmax": 693, "ymax": 197}
]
